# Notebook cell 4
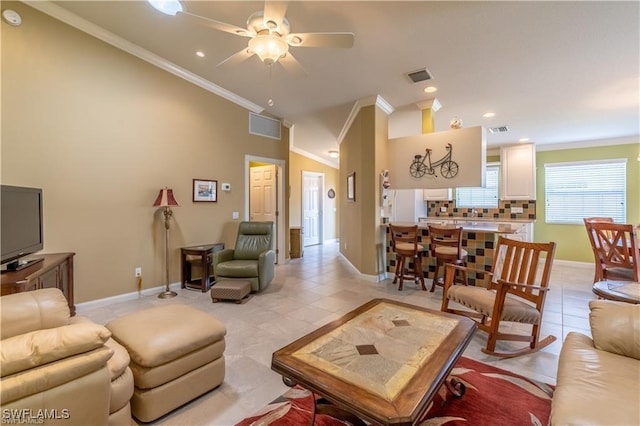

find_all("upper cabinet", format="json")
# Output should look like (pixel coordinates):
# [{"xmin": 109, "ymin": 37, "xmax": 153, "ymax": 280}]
[
  {"xmin": 423, "ymin": 188, "xmax": 452, "ymax": 200},
  {"xmin": 500, "ymin": 144, "xmax": 536, "ymax": 200}
]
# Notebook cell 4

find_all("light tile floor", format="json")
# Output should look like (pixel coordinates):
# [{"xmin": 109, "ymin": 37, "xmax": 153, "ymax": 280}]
[{"xmin": 78, "ymin": 241, "xmax": 596, "ymax": 425}]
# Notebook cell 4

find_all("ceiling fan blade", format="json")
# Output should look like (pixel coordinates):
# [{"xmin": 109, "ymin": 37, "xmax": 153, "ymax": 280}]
[
  {"xmin": 177, "ymin": 11, "xmax": 253, "ymax": 37},
  {"xmin": 278, "ymin": 52, "xmax": 307, "ymax": 77},
  {"xmin": 217, "ymin": 48, "xmax": 254, "ymax": 68},
  {"xmin": 263, "ymin": 1, "xmax": 288, "ymax": 29},
  {"xmin": 287, "ymin": 32, "xmax": 355, "ymax": 48}
]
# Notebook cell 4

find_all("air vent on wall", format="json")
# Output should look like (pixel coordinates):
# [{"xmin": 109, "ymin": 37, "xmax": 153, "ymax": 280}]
[
  {"xmin": 406, "ymin": 68, "xmax": 433, "ymax": 83},
  {"xmin": 489, "ymin": 126, "xmax": 509, "ymax": 134},
  {"xmin": 249, "ymin": 112, "xmax": 281, "ymax": 140}
]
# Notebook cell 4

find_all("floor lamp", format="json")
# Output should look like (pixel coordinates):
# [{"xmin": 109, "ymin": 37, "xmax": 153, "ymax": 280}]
[{"xmin": 153, "ymin": 187, "xmax": 180, "ymax": 299}]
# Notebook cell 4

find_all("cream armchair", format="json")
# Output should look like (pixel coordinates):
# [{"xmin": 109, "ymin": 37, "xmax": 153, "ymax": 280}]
[
  {"xmin": 0, "ymin": 289, "xmax": 134, "ymax": 425},
  {"xmin": 551, "ymin": 300, "xmax": 640, "ymax": 425}
]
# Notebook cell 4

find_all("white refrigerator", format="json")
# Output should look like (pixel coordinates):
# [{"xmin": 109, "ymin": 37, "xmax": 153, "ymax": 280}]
[{"xmin": 390, "ymin": 189, "xmax": 427, "ymax": 223}]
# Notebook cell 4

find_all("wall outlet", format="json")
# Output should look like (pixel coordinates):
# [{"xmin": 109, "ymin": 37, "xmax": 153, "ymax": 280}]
[
  {"xmin": 135, "ymin": 267, "xmax": 142, "ymax": 277},
  {"xmin": 511, "ymin": 207, "xmax": 524, "ymax": 214},
  {"xmin": 232, "ymin": 211, "xmax": 239, "ymax": 219},
  {"xmin": 440, "ymin": 207, "xmax": 447, "ymax": 213}
]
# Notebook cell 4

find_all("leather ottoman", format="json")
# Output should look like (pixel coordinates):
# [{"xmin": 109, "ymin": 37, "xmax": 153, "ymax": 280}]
[
  {"xmin": 211, "ymin": 279, "xmax": 251, "ymax": 303},
  {"xmin": 106, "ymin": 304, "xmax": 226, "ymax": 422}
]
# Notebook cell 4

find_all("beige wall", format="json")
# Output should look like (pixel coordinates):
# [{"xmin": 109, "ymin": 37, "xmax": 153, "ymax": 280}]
[
  {"xmin": 1, "ymin": 3, "xmax": 288, "ymax": 302},
  {"xmin": 288, "ymin": 152, "xmax": 339, "ymax": 241},
  {"xmin": 339, "ymin": 105, "xmax": 389, "ymax": 276}
]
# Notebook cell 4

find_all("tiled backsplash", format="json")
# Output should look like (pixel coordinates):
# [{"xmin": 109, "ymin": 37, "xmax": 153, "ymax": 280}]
[{"xmin": 427, "ymin": 200, "xmax": 536, "ymax": 220}]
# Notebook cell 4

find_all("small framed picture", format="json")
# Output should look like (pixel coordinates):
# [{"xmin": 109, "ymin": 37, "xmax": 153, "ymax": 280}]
[
  {"xmin": 347, "ymin": 172, "xmax": 356, "ymax": 202},
  {"xmin": 193, "ymin": 179, "xmax": 217, "ymax": 202}
]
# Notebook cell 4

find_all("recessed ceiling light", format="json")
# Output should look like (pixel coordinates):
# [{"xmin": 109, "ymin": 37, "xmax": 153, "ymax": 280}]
[
  {"xmin": 482, "ymin": 112, "xmax": 495, "ymax": 118},
  {"xmin": 424, "ymin": 86, "xmax": 437, "ymax": 93},
  {"xmin": 519, "ymin": 138, "xmax": 530, "ymax": 142},
  {"xmin": 147, "ymin": 0, "xmax": 183, "ymax": 15},
  {"xmin": 196, "ymin": 51, "xmax": 205, "ymax": 58}
]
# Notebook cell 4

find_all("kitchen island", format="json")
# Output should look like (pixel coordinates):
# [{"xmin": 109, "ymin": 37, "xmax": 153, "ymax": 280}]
[{"xmin": 384, "ymin": 219, "xmax": 531, "ymax": 287}]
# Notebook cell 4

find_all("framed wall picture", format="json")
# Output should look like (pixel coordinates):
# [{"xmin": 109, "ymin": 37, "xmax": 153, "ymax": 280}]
[
  {"xmin": 193, "ymin": 179, "xmax": 217, "ymax": 202},
  {"xmin": 347, "ymin": 172, "xmax": 355, "ymax": 202}
]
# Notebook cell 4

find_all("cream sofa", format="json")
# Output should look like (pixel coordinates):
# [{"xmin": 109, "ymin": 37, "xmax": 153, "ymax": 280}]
[
  {"xmin": 0, "ymin": 289, "xmax": 133, "ymax": 425},
  {"xmin": 551, "ymin": 299, "xmax": 640, "ymax": 425}
]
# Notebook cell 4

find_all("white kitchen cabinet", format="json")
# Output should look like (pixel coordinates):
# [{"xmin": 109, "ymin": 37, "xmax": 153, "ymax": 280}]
[
  {"xmin": 500, "ymin": 144, "xmax": 536, "ymax": 200},
  {"xmin": 423, "ymin": 188, "xmax": 452, "ymax": 201}
]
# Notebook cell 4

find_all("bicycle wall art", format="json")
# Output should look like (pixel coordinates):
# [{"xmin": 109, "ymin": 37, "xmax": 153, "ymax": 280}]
[
  {"xmin": 388, "ymin": 125, "xmax": 485, "ymax": 189},
  {"xmin": 409, "ymin": 143, "xmax": 459, "ymax": 179}
]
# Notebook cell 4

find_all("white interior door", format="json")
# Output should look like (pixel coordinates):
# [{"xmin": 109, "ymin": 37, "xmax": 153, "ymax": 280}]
[
  {"xmin": 245, "ymin": 156, "xmax": 285, "ymax": 265},
  {"xmin": 302, "ymin": 172, "xmax": 323, "ymax": 246},
  {"xmin": 250, "ymin": 165, "xmax": 276, "ymax": 223}
]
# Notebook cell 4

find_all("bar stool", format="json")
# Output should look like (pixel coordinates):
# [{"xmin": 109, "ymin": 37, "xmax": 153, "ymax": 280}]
[
  {"xmin": 429, "ymin": 225, "xmax": 468, "ymax": 292},
  {"xmin": 389, "ymin": 224, "xmax": 427, "ymax": 291}
]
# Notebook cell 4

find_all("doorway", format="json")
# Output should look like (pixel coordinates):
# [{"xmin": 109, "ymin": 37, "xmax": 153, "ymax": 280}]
[
  {"xmin": 302, "ymin": 171, "xmax": 323, "ymax": 246},
  {"xmin": 245, "ymin": 156, "xmax": 285, "ymax": 264}
]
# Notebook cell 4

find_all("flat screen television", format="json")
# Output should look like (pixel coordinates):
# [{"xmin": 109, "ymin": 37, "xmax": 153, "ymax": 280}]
[{"xmin": 1, "ymin": 185, "xmax": 44, "ymax": 271}]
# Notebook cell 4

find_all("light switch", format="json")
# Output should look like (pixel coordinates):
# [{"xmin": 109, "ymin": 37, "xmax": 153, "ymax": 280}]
[
  {"xmin": 232, "ymin": 211, "xmax": 239, "ymax": 219},
  {"xmin": 222, "ymin": 183, "xmax": 231, "ymax": 191}
]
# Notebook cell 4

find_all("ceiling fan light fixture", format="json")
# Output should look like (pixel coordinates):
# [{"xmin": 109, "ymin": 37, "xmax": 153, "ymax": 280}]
[
  {"xmin": 249, "ymin": 34, "xmax": 289, "ymax": 65},
  {"xmin": 147, "ymin": 0, "xmax": 183, "ymax": 16}
]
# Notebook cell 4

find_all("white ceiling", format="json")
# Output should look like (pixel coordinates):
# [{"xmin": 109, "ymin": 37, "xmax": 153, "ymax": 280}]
[{"xmin": 29, "ymin": 1, "xmax": 640, "ymax": 166}]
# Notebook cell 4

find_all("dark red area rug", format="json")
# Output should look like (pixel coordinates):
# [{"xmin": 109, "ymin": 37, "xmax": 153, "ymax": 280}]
[{"xmin": 236, "ymin": 357, "xmax": 553, "ymax": 426}]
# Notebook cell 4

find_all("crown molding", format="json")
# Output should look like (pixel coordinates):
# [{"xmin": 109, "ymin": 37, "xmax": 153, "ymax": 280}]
[
  {"xmin": 337, "ymin": 95, "xmax": 394, "ymax": 144},
  {"xmin": 290, "ymin": 146, "xmax": 339, "ymax": 169},
  {"xmin": 534, "ymin": 136, "xmax": 639, "ymax": 152},
  {"xmin": 23, "ymin": 0, "xmax": 264, "ymax": 114}
]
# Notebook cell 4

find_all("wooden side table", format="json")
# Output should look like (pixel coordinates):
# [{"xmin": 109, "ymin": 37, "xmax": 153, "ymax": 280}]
[
  {"xmin": 290, "ymin": 227, "xmax": 303, "ymax": 258},
  {"xmin": 592, "ymin": 280, "xmax": 640, "ymax": 304},
  {"xmin": 180, "ymin": 243, "xmax": 225, "ymax": 292}
]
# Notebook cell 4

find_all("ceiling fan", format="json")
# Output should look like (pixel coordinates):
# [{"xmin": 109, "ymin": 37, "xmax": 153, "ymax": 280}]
[{"xmin": 147, "ymin": 0, "xmax": 355, "ymax": 76}]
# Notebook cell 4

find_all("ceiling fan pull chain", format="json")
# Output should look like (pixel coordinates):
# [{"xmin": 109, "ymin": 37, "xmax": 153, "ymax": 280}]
[{"xmin": 268, "ymin": 64, "xmax": 274, "ymax": 107}]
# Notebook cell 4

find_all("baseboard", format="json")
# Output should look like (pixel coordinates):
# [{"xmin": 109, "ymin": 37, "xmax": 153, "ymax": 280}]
[
  {"xmin": 75, "ymin": 282, "xmax": 182, "ymax": 313},
  {"xmin": 552, "ymin": 259, "xmax": 593, "ymax": 269},
  {"xmin": 337, "ymin": 252, "xmax": 386, "ymax": 282}
]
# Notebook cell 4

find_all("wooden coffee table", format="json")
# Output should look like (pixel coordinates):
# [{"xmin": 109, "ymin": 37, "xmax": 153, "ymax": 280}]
[{"xmin": 271, "ymin": 298, "xmax": 476, "ymax": 425}]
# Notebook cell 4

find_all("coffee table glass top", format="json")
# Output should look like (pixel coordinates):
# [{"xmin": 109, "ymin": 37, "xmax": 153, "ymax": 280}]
[{"xmin": 291, "ymin": 301, "xmax": 459, "ymax": 401}]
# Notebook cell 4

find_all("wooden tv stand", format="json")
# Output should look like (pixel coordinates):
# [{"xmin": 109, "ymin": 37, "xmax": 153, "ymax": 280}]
[{"xmin": 1, "ymin": 253, "xmax": 75, "ymax": 315}]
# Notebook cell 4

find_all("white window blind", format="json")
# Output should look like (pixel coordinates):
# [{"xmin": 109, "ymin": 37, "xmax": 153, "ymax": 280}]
[
  {"xmin": 456, "ymin": 164, "xmax": 499, "ymax": 208},
  {"xmin": 544, "ymin": 159, "xmax": 627, "ymax": 224}
]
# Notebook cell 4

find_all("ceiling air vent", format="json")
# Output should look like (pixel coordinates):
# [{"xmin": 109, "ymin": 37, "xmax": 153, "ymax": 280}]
[
  {"xmin": 249, "ymin": 112, "xmax": 281, "ymax": 140},
  {"xmin": 489, "ymin": 126, "xmax": 509, "ymax": 134},
  {"xmin": 406, "ymin": 68, "xmax": 433, "ymax": 83}
]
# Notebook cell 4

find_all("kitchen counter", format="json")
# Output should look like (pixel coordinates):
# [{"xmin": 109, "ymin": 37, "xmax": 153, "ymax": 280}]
[
  {"xmin": 387, "ymin": 220, "xmax": 527, "ymax": 235},
  {"xmin": 384, "ymin": 219, "xmax": 532, "ymax": 287}
]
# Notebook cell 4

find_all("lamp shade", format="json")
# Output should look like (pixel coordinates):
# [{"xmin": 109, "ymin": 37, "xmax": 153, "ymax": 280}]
[{"xmin": 153, "ymin": 188, "xmax": 179, "ymax": 207}]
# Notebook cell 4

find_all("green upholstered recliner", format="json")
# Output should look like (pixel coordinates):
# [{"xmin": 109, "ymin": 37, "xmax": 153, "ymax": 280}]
[{"xmin": 212, "ymin": 221, "xmax": 275, "ymax": 292}]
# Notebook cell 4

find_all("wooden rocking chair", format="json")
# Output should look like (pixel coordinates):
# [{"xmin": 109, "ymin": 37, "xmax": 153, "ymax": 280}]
[{"xmin": 441, "ymin": 237, "xmax": 557, "ymax": 358}]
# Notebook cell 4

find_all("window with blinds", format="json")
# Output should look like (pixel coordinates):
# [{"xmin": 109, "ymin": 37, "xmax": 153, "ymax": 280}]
[
  {"xmin": 456, "ymin": 164, "xmax": 499, "ymax": 208},
  {"xmin": 544, "ymin": 159, "xmax": 627, "ymax": 224}
]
